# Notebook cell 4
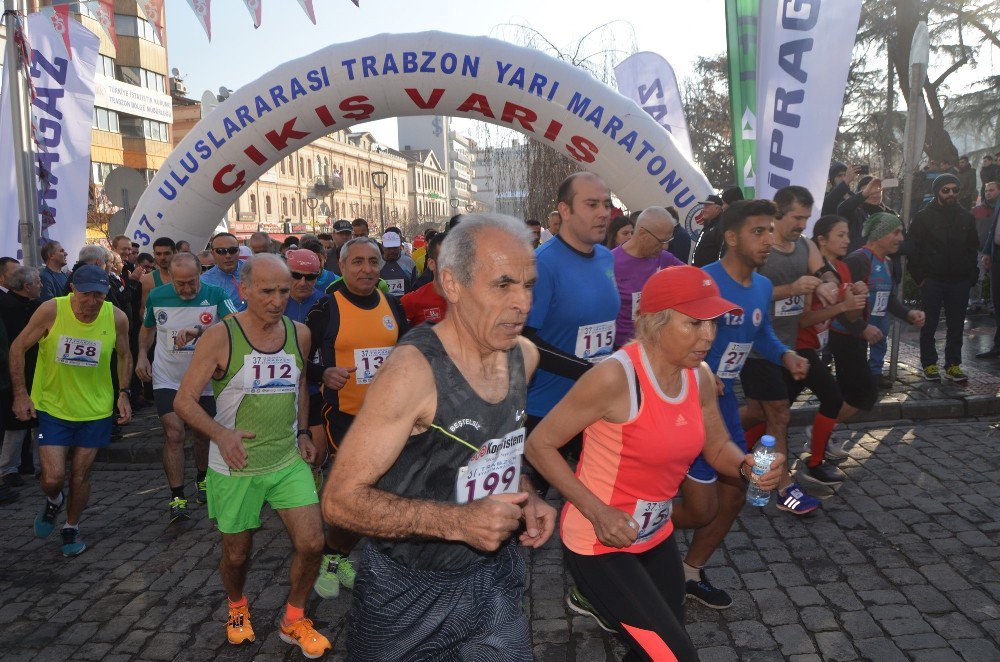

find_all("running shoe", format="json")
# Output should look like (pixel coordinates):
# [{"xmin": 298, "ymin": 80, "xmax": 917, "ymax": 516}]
[
  {"xmin": 776, "ymin": 483, "xmax": 821, "ymax": 515},
  {"xmin": 313, "ymin": 554, "xmax": 341, "ymax": 599},
  {"xmin": 334, "ymin": 554, "xmax": 356, "ymax": 590},
  {"xmin": 34, "ymin": 494, "xmax": 64, "ymax": 538},
  {"xmin": 195, "ymin": 480, "xmax": 208, "ymax": 504},
  {"xmin": 226, "ymin": 604, "xmax": 254, "ymax": 645},
  {"xmin": 169, "ymin": 497, "xmax": 190, "ymax": 523},
  {"xmin": 802, "ymin": 426, "xmax": 849, "ymax": 462},
  {"xmin": 923, "ymin": 365, "xmax": 941, "ymax": 381},
  {"xmin": 685, "ymin": 568, "xmax": 733, "ymax": 609},
  {"xmin": 279, "ymin": 617, "xmax": 331, "ymax": 659},
  {"xmin": 806, "ymin": 462, "xmax": 847, "ymax": 484},
  {"xmin": 944, "ymin": 365, "xmax": 968, "ymax": 382},
  {"xmin": 566, "ymin": 586, "xmax": 615, "ymax": 632},
  {"xmin": 60, "ymin": 527, "xmax": 86, "ymax": 556}
]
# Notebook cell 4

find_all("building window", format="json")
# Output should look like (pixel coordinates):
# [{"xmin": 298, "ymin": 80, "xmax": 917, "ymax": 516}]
[
  {"xmin": 279, "ymin": 160, "xmax": 285, "ymax": 175},
  {"xmin": 265, "ymin": 195, "xmax": 272, "ymax": 215},
  {"xmin": 120, "ymin": 117, "xmax": 168, "ymax": 142},
  {"xmin": 97, "ymin": 54, "xmax": 115, "ymax": 78},
  {"xmin": 307, "ymin": 159, "xmax": 313, "ymax": 179},
  {"xmin": 92, "ymin": 107, "xmax": 119, "ymax": 132},
  {"xmin": 281, "ymin": 197, "xmax": 288, "ymax": 216},
  {"xmin": 91, "ymin": 162, "xmax": 114, "ymax": 186},
  {"xmin": 249, "ymin": 194, "xmax": 257, "ymax": 213},
  {"xmin": 299, "ymin": 157, "xmax": 304, "ymax": 175},
  {"xmin": 113, "ymin": 13, "xmax": 161, "ymax": 45},
  {"xmin": 291, "ymin": 198, "xmax": 297, "ymax": 216},
  {"xmin": 116, "ymin": 65, "xmax": 165, "ymax": 93},
  {"xmin": 142, "ymin": 169, "xmax": 157, "ymax": 184}
]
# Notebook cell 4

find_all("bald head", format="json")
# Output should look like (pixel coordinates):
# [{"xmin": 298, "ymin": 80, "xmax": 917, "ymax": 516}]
[
  {"xmin": 631, "ymin": 206, "xmax": 677, "ymax": 258},
  {"xmin": 241, "ymin": 253, "xmax": 290, "ymax": 285}
]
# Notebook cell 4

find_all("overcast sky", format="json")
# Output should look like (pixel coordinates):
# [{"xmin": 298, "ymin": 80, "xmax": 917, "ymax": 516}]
[{"xmin": 164, "ymin": 0, "xmax": 727, "ymax": 148}]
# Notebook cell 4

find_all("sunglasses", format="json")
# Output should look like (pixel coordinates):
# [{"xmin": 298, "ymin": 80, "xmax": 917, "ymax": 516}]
[
  {"xmin": 213, "ymin": 247, "xmax": 240, "ymax": 256},
  {"xmin": 940, "ymin": 187, "xmax": 959, "ymax": 194},
  {"xmin": 291, "ymin": 271, "xmax": 319, "ymax": 281}
]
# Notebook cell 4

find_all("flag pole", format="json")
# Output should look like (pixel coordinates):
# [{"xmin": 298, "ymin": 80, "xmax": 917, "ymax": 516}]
[{"xmin": 4, "ymin": 0, "xmax": 40, "ymax": 267}]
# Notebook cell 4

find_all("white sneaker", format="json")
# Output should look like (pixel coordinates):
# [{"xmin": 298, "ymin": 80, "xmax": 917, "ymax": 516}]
[{"xmin": 803, "ymin": 425, "xmax": 850, "ymax": 462}]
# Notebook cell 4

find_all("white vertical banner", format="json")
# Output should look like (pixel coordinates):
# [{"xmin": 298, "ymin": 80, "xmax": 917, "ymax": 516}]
[
  {"xmin": 0, "ymin": 13, "xmax": 100, "ymax": 261},
  {"xmin": 614, "ymin": 52, "xmax": 694, "ymax": 160},
  {"xmin": 755, "ymin": 0, "xmax": 862, "ymax": 226}
]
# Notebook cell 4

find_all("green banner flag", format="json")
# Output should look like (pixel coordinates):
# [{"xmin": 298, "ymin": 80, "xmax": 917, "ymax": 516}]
[{"xmin": 725, "ymin": 0, "xmax": 758, "ymax": 197}]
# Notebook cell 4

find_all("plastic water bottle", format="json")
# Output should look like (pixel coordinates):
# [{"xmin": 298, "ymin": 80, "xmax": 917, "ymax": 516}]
[{"xmin": 746, "ymin": 435, "xmax": 776, "ymax": 506}]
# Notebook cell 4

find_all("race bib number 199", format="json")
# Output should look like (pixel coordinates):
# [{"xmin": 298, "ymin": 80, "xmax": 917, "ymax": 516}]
[
  {"xmin": 716, "ymin": 341, "xmax": 751, "ymax": 380},
  {"xmin": 456, "ymin": 427, "xmax": 525, "ymax": 504},
  {"xmin": 56, "ymin": 335, "xmax": 100, "ymax": 367},
  {"xmin": 575, "ymin": 321, "xmax": 615, "ymax": 361}
]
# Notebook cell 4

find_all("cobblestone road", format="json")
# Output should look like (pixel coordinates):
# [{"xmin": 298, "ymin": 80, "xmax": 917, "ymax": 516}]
[{"xmin": 1, "ymin": 418, "xmax": 999, "ymax": 661}]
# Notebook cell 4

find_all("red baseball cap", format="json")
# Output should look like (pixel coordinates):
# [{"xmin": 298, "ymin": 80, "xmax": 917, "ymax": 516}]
[
  {"xmin": 639, "ymin": 265, "xmax": 742, "ymax": 319},
  {"xmin": 285, "ymin": 249, "xmax": 321, "ymax": 273}
]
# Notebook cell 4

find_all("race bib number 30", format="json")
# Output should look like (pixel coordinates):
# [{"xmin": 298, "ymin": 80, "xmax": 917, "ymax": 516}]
[
  {"xmin": 56, "ymin": 335, "xmax": 100, "ymax": 367},
  {"xmin": 775, "ymin": 295, "xmax": 804, "ymax": 317},
  {"xmin": 457, "ymin": 427, "xmax": 525, "ymax": 504},
  {"xmin": 631, "ymin": 499, "xmax": 673, "ymax": 544},
  {"xmin": 354, "ymin": 347, "xmax": 392, "ymax": 385},
  {"xmin": 716, "ymin": 341, "xmax": 752, "ymax": 380},
  {"xmin": 244, "ymin": 351, "xmax": 298, "ymax": 394},
  {"xmin": 575, "ymin": 321, "xmax": 615, "ymax": 361}
]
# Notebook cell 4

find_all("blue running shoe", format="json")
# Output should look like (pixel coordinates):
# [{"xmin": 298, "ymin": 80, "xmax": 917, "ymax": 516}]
[
  {"xmin": 60, "ymin": 527, "xmax": 86, "ymax": 556},
  {"xmin": 34, "ymin": 494, "xmax": 64, "ymax": 538},
  {"xmin": 776, "ymin": 482, "xmax": 820, "ymax": 515}
]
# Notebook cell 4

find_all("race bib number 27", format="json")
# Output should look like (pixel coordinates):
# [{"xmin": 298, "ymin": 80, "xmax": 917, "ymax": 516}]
[{"xmin": 716, "ymin": 341, "xmax": 751, "ymax": 380}]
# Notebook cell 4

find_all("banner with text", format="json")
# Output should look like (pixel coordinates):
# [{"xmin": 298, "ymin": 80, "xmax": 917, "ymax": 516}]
[
  {"xmin": 0, "ymin": 13, "xmax": 99, "ymax": 261},
  {"xmin": 614, "ymin": 52, "xmax": 693, "ymax": 160},
  {"xmin": 126, "ymin": 31, "xmax": 713, "ymax": 250},
  {"xmin": 94, "ymin": 74, "xmax": 174, "ymax": 123},
  {"xmin": 755, "ymin": 0, "xmax": 862, "ymax": 226},
  {"xmin": 725, "ymin": 0, "xmax": 758, "ymax": 197}
]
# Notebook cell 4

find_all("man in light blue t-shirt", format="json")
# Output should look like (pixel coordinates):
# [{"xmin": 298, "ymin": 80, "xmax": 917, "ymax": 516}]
[{"xmin": 523, "ymin": 173, "xmax": 620, "ymax": 492}]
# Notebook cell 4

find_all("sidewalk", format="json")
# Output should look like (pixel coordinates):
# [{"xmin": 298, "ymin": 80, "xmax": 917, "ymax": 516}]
[{"xmin": 95, "ymin": 309, "xmax": 1000, "ymax": 466}]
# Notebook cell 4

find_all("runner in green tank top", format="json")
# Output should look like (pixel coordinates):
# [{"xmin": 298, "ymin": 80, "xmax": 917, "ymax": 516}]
[
  {"xmin": 8, "ymin": 265, "xmax": 133, "ymax": 557},
  {"xmin": 174, "ymin": 254, "xmax": 330, "ymax": 658}
]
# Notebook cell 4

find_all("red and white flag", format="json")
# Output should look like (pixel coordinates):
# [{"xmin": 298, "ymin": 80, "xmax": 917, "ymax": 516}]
[
  {"xmin": 186, "ymin": 0, "xmax": 212, "ymax": 40},
  {"xmin": 241, "ymin": 0, "xmax": 262, "ymax": 28},
  {"xmin": 95, "ymin": 0, "xmax": 116, "ymax": 49},
  {"xmin": 137, "ymin": 0, "xmax": 165, "ymax": 44},
  {"xmin": 48, "ymin": 4, "xmax": 73, "ymax": 57},
  {"xmin": 296, "ymin": 0, "xmax": 316, "ymax": 24}
]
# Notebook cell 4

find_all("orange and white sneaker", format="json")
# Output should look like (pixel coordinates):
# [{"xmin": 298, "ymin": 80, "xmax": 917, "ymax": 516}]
[
  {"xmin": 226, "ymin": 604, "xmax": 254, "ymax": 645},
  {"xmin": 279, "ymin": 617, "xmax": 331, "ymax": 659}
]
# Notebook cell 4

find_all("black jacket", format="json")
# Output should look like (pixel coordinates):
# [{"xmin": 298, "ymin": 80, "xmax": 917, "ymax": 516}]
[
  {"xmin": 836, "ymin": 194, "xmax": 893, "ymax": 254},
  {"xmin": 822, "ymin": 181, "xmax": 851, "ymax": 216},
  {"xmin": 907, "ymin": 200, "xmax": 980, "ymax": 285},
  {"xmin": 691, "ymin": 219, "xmax": 724, "ymax": 267}
]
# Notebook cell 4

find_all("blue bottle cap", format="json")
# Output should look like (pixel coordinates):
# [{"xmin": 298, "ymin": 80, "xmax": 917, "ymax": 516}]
[{"xmin": 760, "ymin": 435, "xmax": 776, "ymax": 447}]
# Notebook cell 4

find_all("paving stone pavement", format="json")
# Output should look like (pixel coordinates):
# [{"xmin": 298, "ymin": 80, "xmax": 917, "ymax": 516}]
[{"xmin": 2, "ymin": 416, "xmax": 999, "ymax": 661}]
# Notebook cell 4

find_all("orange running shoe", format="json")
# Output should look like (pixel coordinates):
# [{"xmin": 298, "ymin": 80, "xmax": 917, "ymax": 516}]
[
  {"xmin": 226, "ymin": 604, "xmax": 254, "ymax": 645},
  {"xmin": 279, "ymin": 617, "xmax": 331, "ymax": 659}
]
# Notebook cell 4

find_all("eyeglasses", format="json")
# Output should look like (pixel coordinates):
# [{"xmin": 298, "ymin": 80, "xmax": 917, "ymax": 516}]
[
  {"xmin": 641, "ymin": 226, "xmax": 672, "ymax": 246},
  {"xmin": 940, "ymin": 186, "xmax": 959, "ymax": 194},
  {"xmin": 212, "ymin": 247, "xmax": 240, "ymax": 256},
  {"xmin": 290, "ymin": 272, "xmax": 319, "ymax": 281}
]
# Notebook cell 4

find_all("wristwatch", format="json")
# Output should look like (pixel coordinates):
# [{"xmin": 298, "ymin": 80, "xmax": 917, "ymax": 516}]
[
  {"xmin": 119, "ymin": 387, "xmax": 131, "ymax": 397},
  {"xmin": 296, "ymin": 429, "xmax": 312, "ymax": 439}
]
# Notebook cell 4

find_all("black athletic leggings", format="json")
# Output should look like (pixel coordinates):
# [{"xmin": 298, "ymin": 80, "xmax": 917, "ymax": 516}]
[{"xmin": 563, "ymin": 533, "xmax": 698, "ymax": 662}]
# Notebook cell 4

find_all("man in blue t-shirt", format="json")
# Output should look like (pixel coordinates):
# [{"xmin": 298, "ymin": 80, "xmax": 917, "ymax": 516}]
[
  {"xmin": 680, "ymin": 200, "xmax": 807, "ymax": 611},
  {"xmin": 523, "ymin": 173, "xmax": 620, "ymax": 492}
]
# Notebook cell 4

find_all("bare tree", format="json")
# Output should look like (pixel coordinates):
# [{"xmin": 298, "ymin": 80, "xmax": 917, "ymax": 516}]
[{"xmin": 681, "ymin": 55, "xmax": 734, "ymax": 188}]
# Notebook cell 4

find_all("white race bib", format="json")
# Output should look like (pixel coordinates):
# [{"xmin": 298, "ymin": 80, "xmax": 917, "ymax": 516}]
[
  {"xmin": 56, "ymin": 335, "xmax": 100, "ymax": 367},
  {"xmin": 871, "ymin": 291, "xmax": 889, "ymax": 317},
  {"xmin": 817, "ymin": 329, "xmax": 829, "ymax": 350},
  {"xmin": 774, "ymin": 295, "xmax": 804, "ymax": 317},
  {"xmin": 575, "ymin": 321, "xmax": 615, "ymax": 361},
  {"xmin": 169, "ymin": 328, "xmax": 196, "ymax": 353},
  {"xmin": 386, "ymin": 279, "xmax": 405, "ymax": 295},
  {"xmin": 456, "ymin": 427, "xmax": 525, "ymax": 504},
  {"xmin": 631, "ymin": 291, "xmax": 641, "ymax": 321},
  {"xmin": 353, "ymin": 346, "xmax": 392, "ymax": 385},
  {"xmin": 632, "ymin": 499, "xmax": 673, "ymax": 544},
  {"xmin": 243, "ymin": 351, "xmax": 298, "ymax": 394},
  {"xmin": 716, "ymin": 341, "xmax": 752, "ymax": 380}
]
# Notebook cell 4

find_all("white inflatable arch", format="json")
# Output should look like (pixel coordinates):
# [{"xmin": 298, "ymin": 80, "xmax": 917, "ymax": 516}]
[{"xmin": 126, "ymin": 31, "xmax": 711, "ymax": 249}]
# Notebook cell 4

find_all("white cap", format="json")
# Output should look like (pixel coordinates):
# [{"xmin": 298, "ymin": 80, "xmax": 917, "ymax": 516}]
[
  {"xmin": 381, "ymin": 231, "xmax": 401, "ymax": 248},
  {"xmin": 239, "ymin": 245, "xmax": 252, "ymax": 258}
]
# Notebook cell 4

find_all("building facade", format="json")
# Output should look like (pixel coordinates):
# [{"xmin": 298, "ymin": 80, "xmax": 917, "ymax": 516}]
[
  {"xmin": 397, "ymin": 115, "xmax": 478, "ymax": 213},
  {"xmin": 400, "ymin": 149, "xmax": 448, "ymax": 228}
]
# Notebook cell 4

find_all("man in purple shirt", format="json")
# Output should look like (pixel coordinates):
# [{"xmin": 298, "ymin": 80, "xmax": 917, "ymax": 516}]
[{"xmin": 612, "ymin": 206, "xmax": 684, "ymax": 344}]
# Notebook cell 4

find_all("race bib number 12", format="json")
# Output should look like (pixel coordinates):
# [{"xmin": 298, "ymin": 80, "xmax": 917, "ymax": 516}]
[
  {"xmin": 56, "ymin": 335, "xmax": 100, "ymax": 367},
  {"xmin": 457, "ymin": 427, "xmax": 525, "ymax": 504}
]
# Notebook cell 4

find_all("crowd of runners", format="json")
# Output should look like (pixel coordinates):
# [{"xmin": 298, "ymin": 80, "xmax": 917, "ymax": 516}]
[{"xmin": 4, "ymin": 163, "xmax": 996, "ymax": 661}]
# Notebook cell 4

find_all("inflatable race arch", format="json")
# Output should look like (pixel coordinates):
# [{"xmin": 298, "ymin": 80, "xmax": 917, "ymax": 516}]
[{"xmin": 126, "ymin": 31, "xmax": 712, "ymax": 250}]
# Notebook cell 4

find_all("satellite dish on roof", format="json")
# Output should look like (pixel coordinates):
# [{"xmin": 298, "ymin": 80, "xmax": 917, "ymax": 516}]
[
  {"xmin": 103, "ymin": 167, "xmax": 147, "ymax": 214},
  {"xmin": 171, "ymin": 67, "xmax": 181, "ymax": 77},
  {"xmin": 201, "ymin": 89, "xmax": 219, "ymax": 118},
  {"xmin": 218, "ymin": 86, "xmax": 232, "ymax": 101}
]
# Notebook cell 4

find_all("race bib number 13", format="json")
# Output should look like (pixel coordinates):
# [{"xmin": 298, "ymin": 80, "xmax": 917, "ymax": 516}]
[
  {"xmin": 56, "ymin": 335, "xmax": 100, "ymax": 367},
  {"xmin": 354, "ymin": 347, "xmax": 392, "ymax": 385}
]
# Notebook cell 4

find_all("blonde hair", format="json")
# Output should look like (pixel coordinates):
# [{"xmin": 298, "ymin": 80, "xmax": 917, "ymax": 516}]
[{"xmin": 634, "ymin": 308, "xmax": 673, "ymax": 346}]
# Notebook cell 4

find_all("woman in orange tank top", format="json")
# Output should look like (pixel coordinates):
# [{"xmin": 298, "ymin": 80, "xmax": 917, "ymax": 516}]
[{"xmin": 526, "ymin": 266, "xmax": 784, "ymax": 662}]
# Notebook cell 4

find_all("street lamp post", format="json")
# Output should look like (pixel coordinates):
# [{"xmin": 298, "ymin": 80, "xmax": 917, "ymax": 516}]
[
  {"xmin": 305, "ymin": 193, "xmax": 318, "ymax": 233},
  {"xmin": 371, "ymin": 170, "xmax": 388, "ymax": 235}
]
